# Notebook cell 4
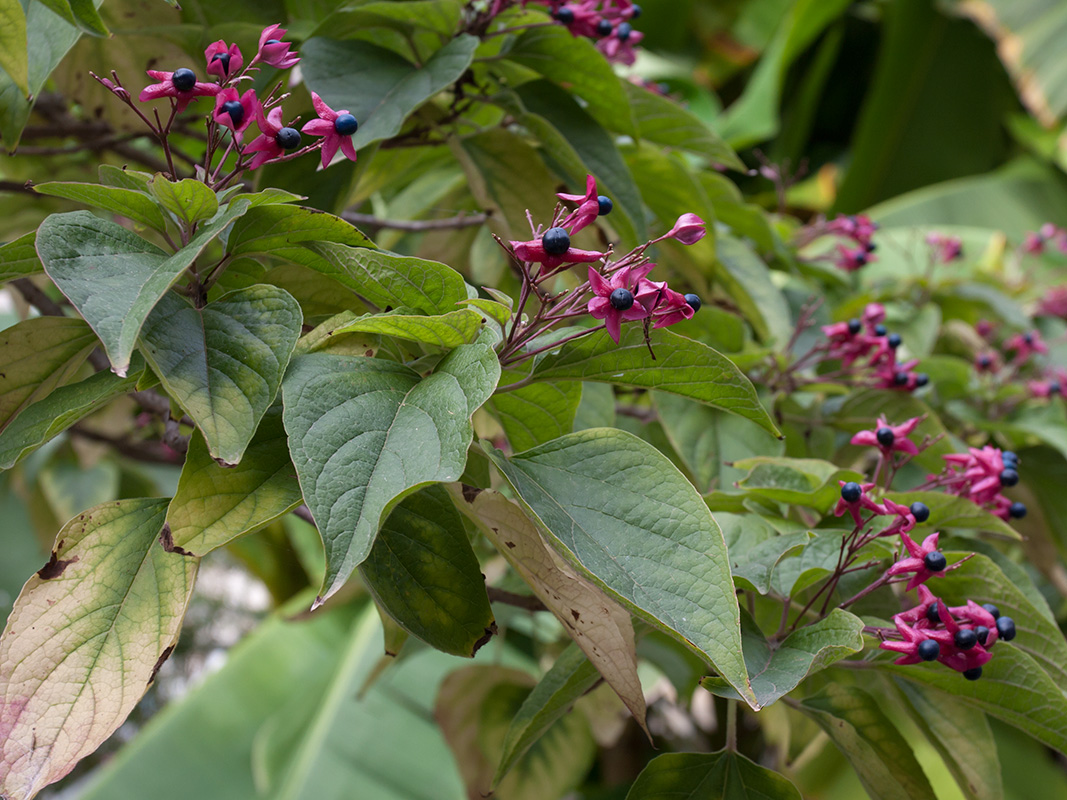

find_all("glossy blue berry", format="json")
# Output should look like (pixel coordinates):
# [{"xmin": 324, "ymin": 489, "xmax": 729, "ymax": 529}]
[
  {"xmin": 954, "ymin": 628, "xmax": 978, "ymax": 650},
  {"xmin": 887, "ymin": 333, "xmax": 902, "ymax": 348},
  {"xmin": 609, "ymin": 288, "xmax": 634, "ymax": 311},
  {"xmin": 1009, "ymin": 501, "xmax": 1027, "ymax": 519},
  {"xmin": 924, "ymin": 551, "xmax": 947, "ymax": 573},
  {"xmin": 876, "ymin": 427, "xmax": 895, "ymax": 447},
  {"xmin": 1051, "ymin": 381, "xmax": 1062, "ymax": 395},
  {"xmin": 894, "ymin": 371, "xmax": 909, "ymax": 386},
  {"xmin": 999, "ymin": 468, "xmax": 1019, "ymax": 487},
  {"xmin": 975, "ymin": 625, "xmax": 990, "ymax": 646},
  {"xmin": 1023, "ymin": 332, "xmax": 1034, "ymax": 345},
  {"xmin": 171, "ymin": 68, "xmax": 197, "ymax": 92},
  {"xmin": 915, "ymin": 373, "xmax": 929, "ymax": 387},
  {"xmin": 631, "ymin": 4, "xmax": 642, "ymax": 17},
  {"xmin": 542, "ymin": 227, "xmax": 570, "ymax": 255},
  {"xmin": 996, "ymin": 616, "xmax": 1016, "ymax": 641},
  {"xmin": 926, "ymin": 601, "xmax": 942, "ymax": 624},
  {"xmin": 1001, "ymin": 451, "xmax": 1018, "ymax": 466},
  {"xmin": 978, "ymin": 354, "xmax": 992, "ymax": 368},
  {"xmin": 866, "ymin": 241, "xmax": 877, "ymax": 252},
  {"xmin": 854, "ymin": 252, "xmax": 868, "ymax": 266},
  {"xmin": 874, "ymin": 324, "xmax": 887, "ymax": 337},
  {"xmin": 981, "ymin": 603, "xmax": 1000, "ymax": 620},
  {"xmin": 275, "ymin": 127, "xmax": 301, "ymax": 150},
  {"xmin": 840, "ymin": 482, "xmax": 862, "ymax": 503},
  {"xmin": 597, "ymin": 195, "xmax": 613, "ymax": 215},
  {"xmin": 917, "ymin": 639, "xmax": 940, "ymax": 661},
  {"xmin": 909, "ymin": 502, "xmax": 930, "ymax": 523},
  {"xmin": 847, "ymin": 318, "xmax": 861, "ymax": 334},
  {"xmin": 554, "ymin": 7, "xmax": 574, "ymax": 24},
  {"xmin": 265, "ymin": 39, "xmax": 282, "ymax": 45},
  {"xmin": 596, "ymin": 19, "xmax": 612, "ymax": 36},
  {"xmin": 221, "ymin": 100, "xmax": 244, "ymax": 126},
  {"xmin": 963, "ymin": 667, "xmax": 983, "ymax": 681},
  {"xmin": 333, "ymin": 114, "xmax": 359, "ymax": 136},
  {"xmin": 617, "ymin": 22, "xmax": 632, "ymax": 40},
  {"xmin": 684, "ymin": 293, "xmax": 701, "ymax": 312},
  {"xmin": 211, "ymin": 52, "xmax": 231, "ymax": 72}
]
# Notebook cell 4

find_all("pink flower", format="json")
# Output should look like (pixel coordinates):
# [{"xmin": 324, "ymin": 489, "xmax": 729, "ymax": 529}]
[
  {"xmin": 835, "ymin": 244, "xmax": 871, "ymax": 272},
  {"xmin": 597, "ymin": 26, "xmax": 644, "ymax": 65},
  {"xmin": 205, "ymin": 40, "xmax": 243, "ymax": 80},
  {"xmin": 833, "ymin": 481, "xmax": 886, "ymax": 527},
  {"xmin": 138, "ymin": 68, "xmax": 221, "ymax": 112},
  {"xmin": 660, "ymin": 213, "xmax": 706, "ymax": 245},
  {"xmin": 557, "ymin": 175, "xmax": 600, "ymax": 235},
  {"xmin": 1004, "ymin": 330, "xmax": 1049, "ymax": 365},
  {"xmin": 509, "ymin": 236, "xmax": 606, "ymax": 273},
  {"xmin": 926, "ymin": 232, "xmax": 963, "ymax": 263},
  {"xmin": 897, "ymin": 584, "xmax": 940, "ymax": 624},
  {"xmin": 300, "ymin": 92, "xmax": 359, "ymax": 169},
  {"xmin": 587, "ymin": 264, "xmax": 653, "ymax": 343},
  {"xmin": 880, "ymin": 617, "xmax": 939, "ymax": 665},
  {"xmin": 213, "ymin": 87, "xmax": 258, "ymax": 140},
  {"xmin": 863, "ymin": 302, "xmax": 886, "ymax": 326},
  {"xmin": 850, "ymin": 415, "xmax": 923, "ymax": 456},
  {"xmin": 1036, "ymin": 286, "xmax": 1067, "ymax": 319},
  {"xmin": 244, "ymin": 105, "xmax": 302, "ymax": 170},
  {"xmin": 254, "ymin": 24, "xmax": 300, "ymax": 69},
  {"xmin": 633, "ymin": 279, "xmax": 695, "ymax": 329},
  {"xmin": 887, "ymin": 531, "xmax": 946, "ymax": 590}
]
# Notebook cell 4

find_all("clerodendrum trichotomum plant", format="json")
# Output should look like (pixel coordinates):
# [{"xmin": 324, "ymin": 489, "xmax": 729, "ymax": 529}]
[{"xmin": 1, "ymin": 2, "xmax": 1066, "ymax": 799}]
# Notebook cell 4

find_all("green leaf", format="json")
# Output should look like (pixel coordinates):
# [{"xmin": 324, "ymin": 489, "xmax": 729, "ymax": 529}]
[
  {"xmin": 0, "ymin": 0, "xmax": 29, "ymax": 97},
  {"xmin": 0, "ymin": 317, "xmax": 96, "ymax": 430},
  {"xmin": 38, "ymin": 203, "xmax": 250, "ymax": 376},
  {"xmin": 624, "ymin": 750, "xmax": 802, "ymax": 800},
  {"xmin": 451, "ymin": 486, "xmax": 647, "ymax": 734},
  {"xmin": 227, "ymin": 204, "xmax": 375, "ymax": 270},
  {"xmin": 799, "ymin": 683, "xmax": 937, "ymax": 800},
  {"xmin": 533, "ymin": 327, "xmax": 781, "ymax": 438},
  {"xmin": 164, "ymin": 408, "xmax": 303, "ymax": 556},
  {"xmin": 732, "ymin": 456, "xmax": 864, "ymax": 511},
  {"xmin": 494, "ymin": 645, "xmax": 600, "ymax": 786},
  {"xmin": 332, "ymin": 307, "xmax": 485, "ymax": 347},
  {"xmin": 716, "ymin": 234, "xmax": 793, "ymax": 346},
  {"xmin": 311, "ymin": 0, "xmax": 464, "ymax": 37},
  {"xmin": 147, "ymin": 176, "xmax": 219, "ymax": 228},
  {"xmin": 730, "ymin": 531, "xmax": 813, "ymax": 595},
  {"xmin": 892, "ymin": 679, "xmax": 1003, "ymax": 800},
  {"xmin": 883, "ymin": 490, "xmax": 1021, "ymax": 539},
  {"xmin": 485, "ymin": 429, "xmax": 757, "ymax": 708},
  {"xmin": 97, "ymin": 164, "xmax": 153, "ymax": 192},
  {"xmin": 34, "ymin": 181, "xmax": 168, "ymax": 232},
  {"xmin": 67, "ymin": 0, "xmax": 109, "ymax": 36},
  {"xmin": 624, "ymin": 81, "xmax": 743, "ymax": 170},
  {"xmin": 701, "ymin": 609, "xmax": 864, "ymax": 707},
  {"xmin": 488, "ymin": 374, "xmax": 581, "ymax": 453},
  {"xmin": 0, "ymin": 232, "xmax": 42, "ymax": 282},
  {"xmin": 301, "ymin": 34, "xmax": 478, "ymax": 151},
  {"xmin": 34, "ymin": 0, "xmax": 76, "ymax": 27},
  {"xmin": 0, "ymin": 362, "xmax": 143, "ymax": 469},
  {"xmin": 505, "ymin": 25, "xmax": 634, "ymax": 135},
  {"xmin": 137, "ymin": 285, "xmax": 302, "ymax": 465},
  {"xmin": 282, "ymin": 344, "xmax": 500, "ymax": 603},
  {"xmin": 359, "ymin": 486, "xmax": 494, "ymax": 658},
  {"xmin": 0, "ymin": 498, "xmax": 197, "ymax": 800},
  {"xmin": 304, "ymin": 242, "xmax": 470, "ymax": 316}
]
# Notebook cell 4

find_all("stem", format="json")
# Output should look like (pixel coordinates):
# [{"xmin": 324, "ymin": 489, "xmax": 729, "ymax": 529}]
[
  {"xmin": 501, "ymin": 324, "xmax": 603, "ymax": 367},
  {"xmin": 725, "ymin": 701, "xmax": 738, "ymax": 752},
  {"xmin": 840, "ymin": 573, "xmax": 890, "ymax": 610}
]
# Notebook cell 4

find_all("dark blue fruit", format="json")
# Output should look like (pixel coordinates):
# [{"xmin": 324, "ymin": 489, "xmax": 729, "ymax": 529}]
[
  {"xmin": 609, "ymin": 288, "xmax": 634, "ymax": 311},
  {"xmin": 876, "ymin": 427, "xmax": 895, "ymax": 447},
  {"xmin": 840, "ymin": 482, "xmax": 861, "ymax": 503},
  {"xmin": 924, "ymin": 551, "xmax": 947, "ymax": 573},
  {"xmin": 333, "ymin": 114, "xmax": 358, "ymax": 135},
  {"xmin": 221, "ymin": 100, "xmax": 244, "ymax": 126},
  {"xmin": 555, "ymin": 7, "xmax": 574, "ymax": 23},
  {"xmin": 999, "ymin": 468, "xmax": 1019, "ymax": 487},
  {"xmin": 927, "ymin": 602, "xmax": 942, "ymax": 624},
  {"xmin": 275, "ymin": 127, "xmax": 301, "ymax": 150},
  {"xmin": 212, "ymin": 52, "xmax": 231, "ymax": 72},
  {"xmin": 684, "ymin": 293, "xmax": 701, "ymax": 311},
  {"xmin": 894, "ymin": 371, "xmax": 909, "ymax": 386},
  {"xmin": 963, "ymin": 667, "xmax": 983, "ymax": 681},
  {"xmin": 265, "ymin": 39, "xmax": 282, "ymax": 45},
  {"xmin": 917, "ymin": 639, "xmax": 940, "ymax": 661},
  {"xmin": 981, "ymin": 603, "xmax": 1000, "ymax": 620},
  {"xmin": 954, "ymin": 628, "xmax": 978, "ymax": 650},
  {"xmin": 171, "ymin": 68, "xmax": 196, "ymax": 91},
  {"xmin": 596, "ymin": 19, "xmax": 612, "ymax": 36},
  {"xmin": 909, "ymin": 502, "xmax": 930, "ymax": 523},
  {"xmin": 1009, "ymin": 502, "xmax": 1027, "ymax": 519},
  {"xmin": 887, "ymin": 333, "xmax": 902, "ymax": 348},
  {"xmin": 542, "ymin": 227, "xmax": 571, "ymax": 255},
  {"xmin": 847, "ymin": 318, "xmax": 861, "ymax": 334},
  {"xmin": 874, "ymin": 324, "xmax": 887, "ymax": 336},
  {"xmin": 996, "ymin": 616, "xmax": 1016, "ymax": 641},
  {"xmin": 975, "ymin": 625, "xmax": 990, "ymax": 646},
  {"xmin": 915, "ymin": 373, "xmax": 929, "ymax": 387},
  {"xmin": 597, "ymin": 195, "xmax": 613, "ymax": 215},
  {"xmin": 617, "ymin": 22, "xmax": 632, "ymax": 40},
  {"xmin": 631, "ymin": 4, "xmax": 642, "ymax": 17}
]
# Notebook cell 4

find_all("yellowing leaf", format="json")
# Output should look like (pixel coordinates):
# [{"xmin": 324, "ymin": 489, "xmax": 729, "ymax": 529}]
[{"xmin": 0, "ymin": 499, "xmax": 198, "ymax": 800}]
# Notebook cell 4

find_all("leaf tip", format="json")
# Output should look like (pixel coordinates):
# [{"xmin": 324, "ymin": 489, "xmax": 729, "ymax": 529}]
[{"xmin": 470, "ymin": 621, "xmax": 498, "ymax": 657}]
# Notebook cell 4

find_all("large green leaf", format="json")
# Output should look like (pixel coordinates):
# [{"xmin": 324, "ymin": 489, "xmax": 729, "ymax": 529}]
[
  {"xmin": 0, "ymin": 0, "xmax": 28, "ymax": 98},
  {"xmin": 716, "ymin": 234, "xmax": 793, "ymax": 346},
  {"xmin": 799, "ymin": 683, "xmax": 937, "ymax": 800},
  {"xmin": 137, "ymin": 285, "xmax": 302, "ymax": 466},
  {"xmin": 0, "ymin": 317, "xmax": 96, "ymax": 430},
  {"xmin": 0, "ymin": 233, "xmax": 42, "ymax": 282},
  {"xmin": 701, "ymin": 609, "xmax": 864, "ymax": 707},
  {"xmin": 332, "ymin": 307, "xmax": 485, "ymax": 347},
  {"xmin": 34, "ymin": 181, "xmax": 167, "ymax": 232},
  {"xmin": 892, "ymin": 679, "xmax": 1003, "ymax": 800},
  {"xmin": 164, "ymin": 408, "xmax": 303, "ymax": 556},
  {"xmin": 147, "ymin": 176, "xmax": 218, "ymax": 228},
  {"xmin": 0, "ymin": 498, "xmax": 197, "ymax": 800},
  {"xmin": 227, "ymin": 204, "xmax": 375, "ymax": 271},
  {"xmin": 0, "ymin": 361, "xmax": 143, "ymax": 469},
  {"xmin": 359, "ymin": 486, "xmax": 495, "ymax": 658},
  {"xmin": 485, "ymin": 428, "xmax": 757, "ymax": 707},
  {"xmin": 282, "ymin": 344, "xmax": 500, "ymax": 603},
  {"xmin": 488, "ymin": 373, "xmax": 582, "ymax": 453},
  {"xmin": 729, "ymin": 530, "xmax": 814, "ymax": 596},
  {"xmin": 301, "ymin": 34, "xmax": 478, "ymax": 151},
  {"xmin": 625, "ymin": 750, "xmax": 802, "ymax": 800},
  {"xmin": 311, "ymin": 0, "xmax": 464, "ymax": 37},
  {"xmin": 624, "ymin": 81, "xmax": 743, "ymax": 169},
  {"xmin": 732, "ymin": 456, "xmax": 865, "ymax": 511},
  {"xmin": 532, "ymin": 327, "xmax": 781, "ymax": 437},
  {"xmin": 302, "ymin": 243, "xmax": 469, "ymax": 316},
  {"xmin": 37, "ymin": 202, "xmax": 250, "ymax": 376}
]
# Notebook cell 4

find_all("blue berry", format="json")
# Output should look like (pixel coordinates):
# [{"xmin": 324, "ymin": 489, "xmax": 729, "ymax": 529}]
[
  {"xmin": 975, "ymin": 625, "xmax": 990, "ymax": 646},
  {"xmin": 996, "ymin": 616, "xmax": 1016, "ymax": 641},
  {"xmin": 963, "ymin": 667, "xmax": 983, "ymax": 681},
  {"xmin": 926, "ymin": 602, "xmax": 942, "ymax": 624},
  {"xmin": 954, "ymin": 628, "xmax": 978, "ymax": 650},
  {"xmin": 866, "ymin": 241, "xmax": 877, "ymax": 252},
  {"xmin": 874, "ymin": 324, "xmax": 887, "ymax": 337},
  {"xmin": 265, "ymin": 39, "xmax": 282, "ymax": 45},
  {"xmin": 915, "ymin": 373, "xmax": 929, "ymax": 387},
  {"xmin": 631, "ymin": 4, "xmax": 642, "ymax": 18},
  {"xmin": 617, "ymin": 22, "xmax": 632, "ymax": 40},
  {"xmin": 1001, "ymin": 451, "xmax": 1019, "ymax": 466},
  {"xmin": 924, "ymin": 551, "xmax": 947, "ymax": 573},
  {"xmin": 847, "ymin": 318, "xmax": 861, "ymax": 334},
  {"xmin": 894, "ymin": 371, "xmax": 909, "ymax": 386},
  {"xmin": 887, "ymin": 333, "xmax": 902, "ymax": 348},
  {"xmin": 597, "ymin": 195, "xmax": 613, "ymax": 215},
  {"xmin": 609, "ymin": 288, "xmax": 634, "ymax": 311},
  {"xmin": 854, "ymin": 252, "xmax": 869, "ymax": 266},
  {"xmin": 596, "ymin": 19, "xmax": 612, "ymax": 36},
  {"xmin": 171, "ymin": 68, "xmax": 197, "ymax": 92},
  {"xmin": 1023, "ymin": 332, "xmax": 1034, "ymax": 345},
  {"xmin": 542, "ymin": 227, "xmax": 570, "ymax": 255},
  {"xmin": 333, "ymin": 113, "xmax": 358, "ymax": 136},
  {"xmin": 978, "ymin": 354, "xmax": 992, "ymax": 368},
  {"xmin": 917, "ymin": 639, "xmax": 940, "ymax": 661},
  {"xmin": 211, "ymin": 52, "xmax": 231, "ymax": 72},
  {"xmin": 909, "ymin": 502, "xmax": 930, "ymax": 523},
  {"xmin": 981, "ymin": 603, "xmax": 1000, "ymax": 620},
  {"xmin": 1009, "ymin": 502, "xmax": 1027, "ymax": 519},
  {"xmin": 1051, "ymin": 381, "xmax": 1062, "ymax": 395},
  {"xmin": 840, "ymin": 482, "xmax": 861, "ymax": 503},
  {"xmin": 999, "ymin": 468, "xmax": 1019, "ymax": 487},
  {"xmin": 554, "ymin": 7, "xmax": 575, "ymax": 24},
  {"xmin": 275, "ymin": 127, "xmax": 301, "ymax": 150},
  {"xmin": 684, "ymin": 293, "xmax": 701, "ymax": 312},
  {"xmin": 876, "ymin": 427, "xmax": 895, "ymax": 447},
  {"xmin": 221, "ymin": 100, "xmax": 244, "ymax": 126}
]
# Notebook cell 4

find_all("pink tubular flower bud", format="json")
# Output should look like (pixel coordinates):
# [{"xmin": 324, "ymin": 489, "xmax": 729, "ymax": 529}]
[
  {"xmin": 664, "ymin": 213, "xmax": 706, "ymax": 245},
  {"xmin": 255, "ymin": 24, "xmax": 300, "ymax": 69}
]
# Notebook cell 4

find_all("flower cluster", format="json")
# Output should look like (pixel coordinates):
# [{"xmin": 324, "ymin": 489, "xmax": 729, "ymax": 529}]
[
  {"xmin": 818, "ymin": 303, "xmax": 928, "ymax": 391},
  {"xmin": 925, "ymin": 232, "xmax": 963, "ymax": 263},
  {"xmin": 1022, "ymin": 222, "xmax": 1067, "ymax": 255},
  {"xmin": 541, "ymin": 1, "xmax": 645, "ymax": 65},
  {"xmin": 970, "ymin": 319, "xmax": 1059, "ymax": 401},
  {"xmin": 825, "ymin": 214, "xmax": 879, "ymax": 272},
  {"xmin": 93, "ymin": 24, "xmax": 360, "ymax": 186},
  {"xmin": 930, "ymin": 447, "xmax": 1027, "ymax": 521}
]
